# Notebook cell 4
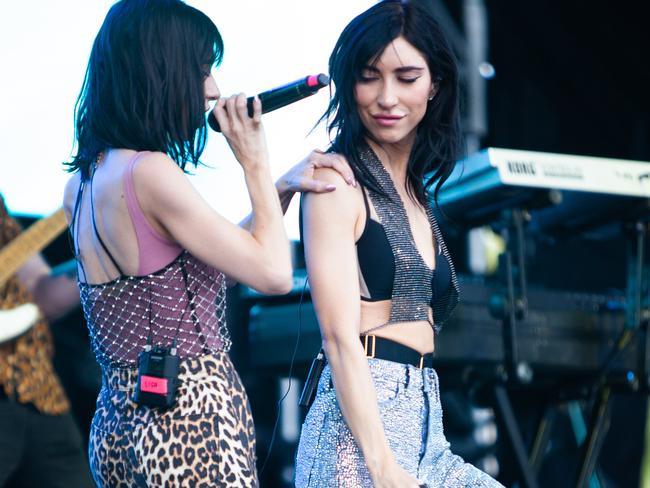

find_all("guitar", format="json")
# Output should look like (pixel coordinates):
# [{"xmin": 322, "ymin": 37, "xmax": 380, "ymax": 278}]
[{"xmin": 0, "ymin": 208, "xmax": 69, "ymax": 345}]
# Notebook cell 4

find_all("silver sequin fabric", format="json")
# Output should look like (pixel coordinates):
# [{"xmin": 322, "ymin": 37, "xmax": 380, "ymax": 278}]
[
  {"xmin": 295, "ymin": 359, "xmax": 504, "ymax": 487},
  {"xmin": 360, "ymin": 145, "xmax": 459, "ymax": 333}
]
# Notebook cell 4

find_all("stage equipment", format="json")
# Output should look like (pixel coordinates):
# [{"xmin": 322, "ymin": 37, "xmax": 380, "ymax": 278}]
[
  {"xmin": 241, "ymin": 149, "xmax": 650, "ymax": 487},
  {"xmin": 434, "ymin": 148, "xmax": 650, "ymax": 488},
  {"xmin": 437, "ymin": 148, "xmax": 650, "ymax": 234}
]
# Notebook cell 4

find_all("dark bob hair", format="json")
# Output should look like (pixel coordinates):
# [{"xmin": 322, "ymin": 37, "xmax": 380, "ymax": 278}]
[
  {"xmin": 66, "ymin": 0, "xmax": 223, "ymax": 179},
  {"xmin": 323, "ymin": 0, "xmax": 461, "ymax": 205}
]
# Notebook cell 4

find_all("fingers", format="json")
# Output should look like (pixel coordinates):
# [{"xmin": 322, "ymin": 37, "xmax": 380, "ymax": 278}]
[
  {"xmin": 213, "ymin": 93, "xmax": 268, "ymax": 168},
  {"xmin": 212, "ymin": 97, "xmax": 228, "ymax": 132},
  {"xmin": 214, "ymin": 93, "xmax": 260, "ymax": 134},
  {"xmin": 226, "ymin": 93, "xmax": 247, "ymax": 133},
  {"xmin": 310, "ymin": 151, "xmax": 356, "ymax": 186},
  {"xmin": 251, "ymin": 95, "xmax": 262, "ymax": 123},
  {"xmin": 303, "ymin": 179, "xmax": 336, "ymax": 193}
]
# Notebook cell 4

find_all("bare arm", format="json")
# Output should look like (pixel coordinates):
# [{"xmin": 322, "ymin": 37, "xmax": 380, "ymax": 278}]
[
  {"xmin": 303, "ymin": 169, "xmax": 420, "ymax": 487},
  {"xmin": 136, "ymin": 95, "xmax": 292, "ymax": 295},
  {"xmin": 238, "ymin": 150, "xmax": 356, "ymax": 230}
]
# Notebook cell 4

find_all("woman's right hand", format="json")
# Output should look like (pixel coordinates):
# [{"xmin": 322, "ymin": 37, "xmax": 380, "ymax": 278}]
[
  {"xmin": 370, "ymin": 461, "xmax": 423, "ymax": 488},
  {"xmin": 212, "ymin": 93, "xmax": 268, "ymax": 170},
  {"xmin": 279, "ymin": 150, "xmax": 355, "ymax": 194}
]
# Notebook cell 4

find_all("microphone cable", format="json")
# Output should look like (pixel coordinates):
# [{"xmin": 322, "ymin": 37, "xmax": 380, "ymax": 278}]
[{"xmin": 259, "ymin": 275, "xmax": 309, "ymax": 476}]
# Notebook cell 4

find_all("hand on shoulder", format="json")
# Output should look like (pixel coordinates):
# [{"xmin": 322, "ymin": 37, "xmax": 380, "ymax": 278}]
[{"xmin": 280, "ymin": 150, "xmax": 356, "ymax": 194}]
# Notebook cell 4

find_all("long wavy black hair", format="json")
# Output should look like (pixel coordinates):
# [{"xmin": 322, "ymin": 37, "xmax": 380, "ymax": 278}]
[
  {"xmin": 66, "ymin": 0, "xmax": 223, "ymax": 179},
  {"xmin": 324, "ymin": 0, "xmax": 461, "ymax": 206}
]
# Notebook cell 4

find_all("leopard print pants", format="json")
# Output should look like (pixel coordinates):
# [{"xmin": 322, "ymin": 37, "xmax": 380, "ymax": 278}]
[{"xmin": 89, "ymin": 352, "xmax": 257, "ymax": 487}]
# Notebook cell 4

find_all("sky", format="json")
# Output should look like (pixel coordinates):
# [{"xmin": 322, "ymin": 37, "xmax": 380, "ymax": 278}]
[{"xmin": 0, "ymin": 0, "xmax": 375, "ymax": 239}]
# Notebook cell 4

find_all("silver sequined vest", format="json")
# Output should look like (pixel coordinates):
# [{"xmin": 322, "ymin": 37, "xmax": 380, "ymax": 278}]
[{"xmin": 360, "ymin": 145, "xmax": 460, "ymax": 333}]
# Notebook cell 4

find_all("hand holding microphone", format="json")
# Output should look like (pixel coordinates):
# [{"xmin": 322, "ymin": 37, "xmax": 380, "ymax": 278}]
[
  {"xmin": 214, "ymin": 93, "xmax": 269, "ymax": 170},
  {"xmin": 208, "ymin": 73, "xmax": 329, "ymax": 132}
]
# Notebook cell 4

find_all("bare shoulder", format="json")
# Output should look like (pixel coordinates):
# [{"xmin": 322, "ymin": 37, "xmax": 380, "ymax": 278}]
[
  {"xmin": 309, "ymin": 167, "xmax": 360, "ymax": 207},
  {"xmin": 304, "ymin": 168, "xmax": 363, "ymax": 228},
  {"xmin": 131, "ymin": 152, "xmax": 190, "ymax": 200},
  {"xmin": 312, "ymin": 166, "xmax": 351, "ymax": 187},
  {"xmin": 63, "ymin": 173, "xmax": 81, "ymax": 221},
  {"xmin": 130, "ymin": 152, "xmax": 206, "ymax": 227},
  {"xmin": 132, "ymin": 151, "xmax": 183, "ymax": 181}
]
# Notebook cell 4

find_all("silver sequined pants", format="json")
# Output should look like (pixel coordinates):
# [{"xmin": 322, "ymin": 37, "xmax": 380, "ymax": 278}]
[{"xmin": 295, "ymin": 359, "xmax": 504, "ymax": 487}]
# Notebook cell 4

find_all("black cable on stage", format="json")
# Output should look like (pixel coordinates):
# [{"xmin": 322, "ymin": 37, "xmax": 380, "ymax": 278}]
[{"xmin": 259, "ymin": 276, "xmax": 309, "ymax": 476}]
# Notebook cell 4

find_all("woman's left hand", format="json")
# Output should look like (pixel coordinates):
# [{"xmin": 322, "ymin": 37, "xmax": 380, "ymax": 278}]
[{"xmin": 278, "ymin": 150, "xmax": 356, "ymax": 195}]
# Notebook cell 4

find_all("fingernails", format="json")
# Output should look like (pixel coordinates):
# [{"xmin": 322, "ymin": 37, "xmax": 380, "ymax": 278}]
[{"xmin": 326, "ymin": 184, "xmax": 336, "ymax": 191}]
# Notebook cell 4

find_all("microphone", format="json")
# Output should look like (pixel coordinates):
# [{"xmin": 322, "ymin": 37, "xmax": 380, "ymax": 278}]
[{"xmin": 207, "ymin": 73, "xmax": 329, "ymax": 132}]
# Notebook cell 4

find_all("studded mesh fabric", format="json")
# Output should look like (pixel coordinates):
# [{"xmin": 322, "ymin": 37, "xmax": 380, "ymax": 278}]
[
  {"xmin": 79, "ymin": 251, "xmax": 231, "ymax": 369},
  {"xmin": 360, "ymin": 145, "xmax": 460, "ymax": 333}
]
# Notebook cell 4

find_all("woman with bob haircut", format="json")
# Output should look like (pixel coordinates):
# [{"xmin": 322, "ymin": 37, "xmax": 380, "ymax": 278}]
[
  {"xmin": 64, "ymin": 0, "xmax": 353, "ymax": 486},
  {"xmin": 295, "ymin": 1, "xmax": 504, "ymax": 486}
]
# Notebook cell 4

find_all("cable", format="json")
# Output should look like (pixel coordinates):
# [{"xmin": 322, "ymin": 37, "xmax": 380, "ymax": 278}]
[{"xmin": 259, "ymin": 275, "xmax": 309, "ymax": 475}]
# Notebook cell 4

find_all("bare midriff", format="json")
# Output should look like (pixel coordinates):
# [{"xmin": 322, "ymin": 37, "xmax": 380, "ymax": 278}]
[{"xmin": 359, "ymin": 299, "xmax": 435, "ymax": 355}]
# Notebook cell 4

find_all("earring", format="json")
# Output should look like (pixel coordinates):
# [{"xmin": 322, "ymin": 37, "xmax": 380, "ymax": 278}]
[{"xmin": 429, "ymin": 79, "xmax": 441, "ymax": 101}]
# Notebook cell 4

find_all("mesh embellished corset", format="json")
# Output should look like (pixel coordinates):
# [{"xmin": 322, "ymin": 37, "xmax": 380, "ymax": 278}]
[
  {"xmin": 79, "ymin": 251, "xmax": 230, "ymax": 369},
  {"xmin": 359, "ymin": 145, "xmax": 460, "ymax": 333}
]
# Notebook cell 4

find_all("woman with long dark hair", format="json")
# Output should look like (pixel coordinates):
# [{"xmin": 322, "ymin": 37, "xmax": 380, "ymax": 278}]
[
  {"xmin": 64, "ymin": 1, "xmax": 352, "ymax": 486},
  {"xmin": 295, "ymin": 1, "xmax": 504, "ymax": 486}
]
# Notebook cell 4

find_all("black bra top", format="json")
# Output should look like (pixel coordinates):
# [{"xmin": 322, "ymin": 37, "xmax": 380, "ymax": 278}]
[{"xmin": 356, "ymin": 188, "xmax": 453, "ymax": 307}]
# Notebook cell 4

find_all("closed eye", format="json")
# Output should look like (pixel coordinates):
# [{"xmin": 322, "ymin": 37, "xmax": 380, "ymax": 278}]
[{"xmin": 358, "ymin": 75, "xmax": 379, "ymax": 83}]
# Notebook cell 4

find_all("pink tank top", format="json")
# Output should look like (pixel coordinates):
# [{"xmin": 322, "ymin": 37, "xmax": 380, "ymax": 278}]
[
  {"xmin": 122, "ymin": 152, "xmax": 183, "ymax": 275},
  {"xmin": 78, "ymin": 152, "xmax": 230, "ymax": 368}
]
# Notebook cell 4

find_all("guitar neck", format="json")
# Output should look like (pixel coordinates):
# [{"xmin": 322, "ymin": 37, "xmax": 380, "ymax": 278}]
[{"xmin": 0, "ymin": 208, "xmax": 68, "ymax": 288}]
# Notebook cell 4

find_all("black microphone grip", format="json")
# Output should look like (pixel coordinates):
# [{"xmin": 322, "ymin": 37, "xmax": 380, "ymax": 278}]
[{"xmin": 207, "ymin": 73, "xmax": 329, "ymax": 132}]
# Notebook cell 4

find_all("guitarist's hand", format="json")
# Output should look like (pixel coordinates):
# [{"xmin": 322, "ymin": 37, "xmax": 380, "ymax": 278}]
[
  {"xmin": 17, "ymin": 255, "xmax": 80, "ymax": 321},
  {"xmin": 0, "ymin": 206, "xmax": 79, "ymax": 323}
]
